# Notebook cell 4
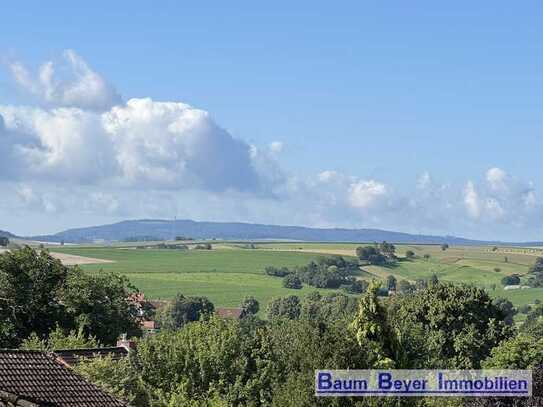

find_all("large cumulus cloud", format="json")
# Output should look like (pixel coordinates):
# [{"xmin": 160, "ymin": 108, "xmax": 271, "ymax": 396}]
[{"xmin": 0, "ymin": 98, "xmax": 267, "ymax": 192}]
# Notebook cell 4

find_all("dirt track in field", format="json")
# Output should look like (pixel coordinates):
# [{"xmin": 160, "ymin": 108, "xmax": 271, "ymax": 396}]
[
  {"xmin": 0, "ymin": 249, "xmax": 115, "ymax": 266},
  {"xmin": 49, "ymin": 252, "xmax": 115, "ymax": 265}
]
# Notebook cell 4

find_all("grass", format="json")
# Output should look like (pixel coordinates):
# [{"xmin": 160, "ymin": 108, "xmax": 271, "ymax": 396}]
[
  {"xmin": 50, "ymin": 247, "xmax": 341, "ymax": 310},
  {"xmin": 49, "ymin": 242, "xmax": 542, "ymax": 313}
]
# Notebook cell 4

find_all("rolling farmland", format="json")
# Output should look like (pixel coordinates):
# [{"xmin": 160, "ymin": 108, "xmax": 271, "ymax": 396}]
[{"xmin": 49, "ymin": 242, "xmax": 543, "ymax": 314}]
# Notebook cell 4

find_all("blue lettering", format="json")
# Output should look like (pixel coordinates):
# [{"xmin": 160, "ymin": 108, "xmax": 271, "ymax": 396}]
[
  {"xmin": 379, "ymin": 373, "xmax": 392, "ymax": 390},
  {"xmin": 318, "ymin": 373, "xmax": 332, "ymax": 390}
]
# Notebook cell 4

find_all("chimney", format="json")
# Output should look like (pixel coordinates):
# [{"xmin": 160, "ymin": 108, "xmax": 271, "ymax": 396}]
[{"xmin": 116, "ymin": 333, "xmax": 136, "ymax": 352}]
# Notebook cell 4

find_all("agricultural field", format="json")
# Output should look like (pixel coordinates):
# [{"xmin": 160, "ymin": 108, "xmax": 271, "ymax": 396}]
[
  {"xmin": 49, "ymin": 246, "xmax": 340, "ymax": 309},
  {"xmin": 49, "ymin": 242, "xmax": 543, "ymax": 314}
]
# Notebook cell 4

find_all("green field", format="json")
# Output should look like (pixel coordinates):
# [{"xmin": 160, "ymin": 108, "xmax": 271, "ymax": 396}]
[
  {"xmin": 50, "ymin": 247, "xmax": 343, "ymax": 308},
  {"xmin": 50, "ymin": 242, "xmax": 543, "ymax": 312}
]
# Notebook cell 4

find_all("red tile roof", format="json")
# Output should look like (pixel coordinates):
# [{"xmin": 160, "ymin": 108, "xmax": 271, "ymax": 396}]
[
  {"xmin": 0, "ymin": 350, "xmax": 128, "ymax": 406},
  {"xmin": 215, "ymin": 307, "xmax": 243, "ymax": 319}
]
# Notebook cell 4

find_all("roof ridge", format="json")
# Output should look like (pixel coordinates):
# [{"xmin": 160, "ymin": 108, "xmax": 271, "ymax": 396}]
[{"xmin": 54, "ymin": 346, "xmax": 126, "ymax": 352}]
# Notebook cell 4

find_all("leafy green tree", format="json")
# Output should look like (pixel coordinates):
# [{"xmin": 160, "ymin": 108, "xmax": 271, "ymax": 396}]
[
  {"xmin": 264, "ymin": 266, "xmax": 290, "ymax": 277},
  {"xmin": 0, "ymin": 247, "xmax": 70, "ymax": 347},
  {"xmin": 267, "ymin": 318, "xmax": 368, "ymax": 406},
  {"xmin": 398, "ymin": 280, "xmax": 415, "ymax": 295},
  {"xmin": 76, "ymin": 354, "xmax": 148, "ymax": 406},
  {"xmin": 501, "ymin": 274, "xmax": 521, "ymax": 286},
  {"xmin": 386, "ymin": 275, "xmax": 397, "ymax": 291},
  {"xmin": 415, "ymin": 279, "xmax": 428, "ymax": 290},
  {"xmin": 379, "ymin": 241, "xmax": 396, "ymax": 258},
  {"xmin": 492, "ymin": 298, "xmax": 517, "ymax": 326},
  {"xmin": 530, "ymin": 257, "xmax": 543, "ymax": 274},
  {"xmin": 240, "ymin": 296, "xmax": 259, "ymax": 318},
  {"xmin": 349, "ymin": 282, "xmax": 396, "ymax": 368},
  {"xmin": 266, "ymin": 296, "xmax": 301, "ymax": 320},
  {"xmin": 156, "ymin": 293, "xmax": 214, "ymax": 330},
  {"xmin": 356, "ymin": 246, "xmax": 381, "ymax": 261},
  {"xmin": 0, "ymin": 237, "xmax": 9, "ymax": 247},
  {"xmin": 343, "ymin": 279, "xmax": 368, "ymax": 294},
  {"xmin": 521, "ymin": 305, "xmax": 543, "ymax": 339},
  {"xmin": 483, "ymin": 334, "xmax": 543, "ymax": 369},
  {"xmin": 519, "ymin": 304, "xmax": 532, "ymax": 314},
  {"xmin": 135, "ymin": 317, "xmax": 278, "ymax": 406},
  {"xmin": 20, "ymin": 325, "xmax": 99, "ymax": 351},
  {"xmin": 62, "ymin": 269, "xmax": 143, "ymax": 344},
  {"xmin": 300, "ymin": 292, "xmax": 358, "ymax": 322},
  {"xmin": 389, "ymin": 283, "xmax": 513, "ymax": 368},
  {"xmin": 282, "ymin": 274, "xmax": 302, "ymax": 289}
]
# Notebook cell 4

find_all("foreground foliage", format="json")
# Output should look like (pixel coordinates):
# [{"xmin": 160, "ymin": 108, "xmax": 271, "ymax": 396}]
[
  {"xmin": 0, "ymin": 247, "xmax": 144, "ymax": 347},
  {"xmin": 75, "ymin": 281, "xmax": 537, "ymax": 406}
]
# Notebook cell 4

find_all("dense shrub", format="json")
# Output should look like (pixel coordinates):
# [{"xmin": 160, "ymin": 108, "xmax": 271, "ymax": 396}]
[{"xmin": 282, "ymin": 274, "xmax": 302, "ymax": 289}]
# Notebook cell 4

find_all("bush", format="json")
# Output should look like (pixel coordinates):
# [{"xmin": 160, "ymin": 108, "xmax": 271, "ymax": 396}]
[
  {"xmin": 342, "ymin": 279, "xmax": 368, "ymax": 294},
  {"xmin": 267, "ymin": 296, "xmax": 301, "ymax": 319},
  {"xmin": 282, "ymin": 274, "xmax": 302, "ymax": 289},
  {"xmin": 405, "ymin": 250, "xmax": 415, "ymax": 259},
  {"xmin": 156, "ymin": 293, "xmax": 214, "ymax": 330},
  {"xmin": 529, "ymin": 257, "xmax": 543, "ymax": 274},
  {"xmin": 398, "ymin": 280, "xmax": 414, "ymax": 295},
  {"xmin": 519, "ymin": 304, "xmax": 532, "ymax": 314},
  {"xmin": 240, "ymin": 296, "xmax": 259, "ymax": 318},
  {"xmin": 264, "ymin": 266, "xmax": 290, "ymax": 277},
  {"xmin": 501, "ymin": 275, "xmax": 521, "ymax": 286}
]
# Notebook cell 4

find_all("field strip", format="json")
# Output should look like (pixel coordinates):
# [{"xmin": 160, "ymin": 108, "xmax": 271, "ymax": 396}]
[
  {"xmin": 262, "ymin": 248, "xmax": 357, "ymax": 257},
  {"xmin": 49, "ymin": 252, "xmax": 116, "ymax": 266}
]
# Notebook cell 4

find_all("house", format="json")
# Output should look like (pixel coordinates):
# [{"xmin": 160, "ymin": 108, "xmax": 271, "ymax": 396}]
[
  {"xmin": 215, "ymin": 307, "xmax": 243, "ymax": 319},
  {"xmin": 0, "ymin": 350, "xmax": 128, "ymax": 406},
  {"xmin": 141, "ymin": 320, "xmax": 159, "ymax": 335}
]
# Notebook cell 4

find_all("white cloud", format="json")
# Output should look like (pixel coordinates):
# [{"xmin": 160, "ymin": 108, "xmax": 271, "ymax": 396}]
[
  {"xmin": 0, "ymin": 98, "xmax": 270, "ymax": 192},
  {"xmin": 348, "ymin": 180, "xmax": 387, "ymax": 210},
  {"xmin": 102, "ymin": 98, "xmax": 263, "ymax": 191},
  {"xmin": 0, "ymin": 105, "xmax": 117, "ymax": 182},
  {"xmin": 464, "ymin": 181, "xmax": 481, "ymax": 219},
  {"xmin": 9, "ymin": 50, "xmax": 121, "ymax": 111},
  {"xmin": 486, "ymin": 167, "xmax": 508, "ymax": 192},
  {"xmin": 417, "ymin": 172, "xmax": 432, "ymax": 190},
  {"xmin": 318, "ymin": 170, "xmax": 339, "ymax": 183},
  {"xmin": 269, "ymin": 141, "xmax": 284, "ymax": 153}
]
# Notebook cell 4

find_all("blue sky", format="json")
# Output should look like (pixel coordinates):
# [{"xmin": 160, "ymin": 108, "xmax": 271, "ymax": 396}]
[{"xmin": 0, "ymin": 2, "xmax": 542, "ymax": 240}]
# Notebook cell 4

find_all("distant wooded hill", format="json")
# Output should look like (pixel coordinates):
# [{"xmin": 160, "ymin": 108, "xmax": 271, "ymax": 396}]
[{"xmin": 18, "ymin": 219, "xmax": 543, "ymax": 246}]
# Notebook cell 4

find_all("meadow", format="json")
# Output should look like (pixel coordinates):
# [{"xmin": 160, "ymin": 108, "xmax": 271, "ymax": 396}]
[
  {"xmin": 49, "ymin": 246, "xmax": 340, "ymax": 308},
  {"xmin": 50, "ymin": 242, "xmax": 543, "ymax": 313}
]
